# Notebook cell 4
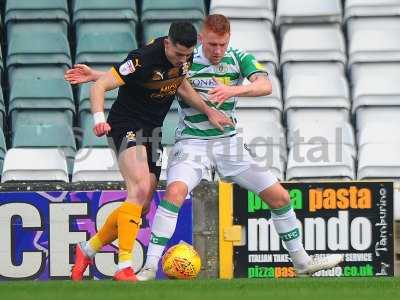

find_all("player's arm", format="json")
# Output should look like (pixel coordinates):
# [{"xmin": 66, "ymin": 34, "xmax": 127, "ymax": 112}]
[
  {"xmin": 210, "ymin": 73, "xmax": 272, "ymax": 101},
  {"xmin": 177, "ymin": 79, "xmax": 234, "ymax": 131},
  {"xmin": 65, "ymin": 64, "xmax": 106, "ymax": 84},
  {"xmin": 209, "ymin": 49, "xmax": 272, "ymax": 104},
  {"xmin": 90, "ymin": 69, "xmax": 124, "ymax": 136}
]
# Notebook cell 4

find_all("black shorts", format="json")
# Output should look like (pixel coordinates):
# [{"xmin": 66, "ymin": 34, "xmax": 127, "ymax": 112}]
[{"xmin": 107, "ymin": 125, "xmax": 163, "ymax": 180}]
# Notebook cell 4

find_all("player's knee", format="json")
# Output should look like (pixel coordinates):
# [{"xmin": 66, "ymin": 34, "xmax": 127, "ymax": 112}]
[
  {"xmin": 260, "ymin": 187, "xmax": 290, "ymax": 209},
  {"xmin": 165, "ymin": 182, "xmax": 188, "ymax": 206},
  {"xmin": 136, "ymin": 179, "xmax": 151, "ymax": 200}
]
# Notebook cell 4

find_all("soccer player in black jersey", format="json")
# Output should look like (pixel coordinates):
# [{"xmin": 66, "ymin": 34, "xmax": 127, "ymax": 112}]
[{"xmin": 69, "ymin": 22, "xmax": 232, "ymax": 282}]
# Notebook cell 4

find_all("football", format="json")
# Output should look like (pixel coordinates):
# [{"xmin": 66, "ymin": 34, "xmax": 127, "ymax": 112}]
[{"xmin": 161, "ymin": 242, "xmax": 201, "ymax": 279}]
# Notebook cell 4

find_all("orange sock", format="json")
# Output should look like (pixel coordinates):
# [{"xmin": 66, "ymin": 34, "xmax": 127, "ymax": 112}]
[
  {"xmin": 117, "ymin": 202, "xmax": 142, "ymax": 265},
  {"xmin": 88, "ymin": 207, "xmax": 119, "ymax": 252}
]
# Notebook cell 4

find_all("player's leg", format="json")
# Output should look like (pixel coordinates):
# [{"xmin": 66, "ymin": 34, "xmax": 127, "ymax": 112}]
[
  {"xmin": 137, "ymin": 142, "xmax": 206, "ymax": 281},
  {"xmin": 112, "ymin": 145, "xmax": 151, "ymax": 281},
  {"xmin": 228, "ymin": 164, "xmax": 343, "ymax": 275},
  {"xmin": 71, "ymin": 173, "xmax": 157, "ymax": 281},
  {"xmin": 217, "ymin": 137, "xmax": 343, "ymax": 276}
]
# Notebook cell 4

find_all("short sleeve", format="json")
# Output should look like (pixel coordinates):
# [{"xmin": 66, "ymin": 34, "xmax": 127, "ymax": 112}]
[
  {"xmin": 112, "ymin": 52, "xmax": 143, "ymax": 85},
  {"xmin": 233, "ymin": 49, "xmax": 268, "ymax": 79}
]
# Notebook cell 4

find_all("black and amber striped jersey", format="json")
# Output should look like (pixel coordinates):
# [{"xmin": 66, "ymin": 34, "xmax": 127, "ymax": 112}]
[{"xmin": 108, "ymin": 37, "xmax": 192, "ymax": 128}]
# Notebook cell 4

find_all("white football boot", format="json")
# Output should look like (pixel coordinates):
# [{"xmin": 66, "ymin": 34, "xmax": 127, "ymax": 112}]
[
  {"xmin": 136, "ymin": 267, "xmax": 157, "ymax": 281},
  {"xmin": 296, "ymin": 254, "xmax": 344, "ymax": 276}
]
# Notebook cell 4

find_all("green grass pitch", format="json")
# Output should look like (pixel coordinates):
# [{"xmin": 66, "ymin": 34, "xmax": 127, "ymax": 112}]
[{"xmin": 0, "ymin": 278, "xmax": 399, "ymax": 300}]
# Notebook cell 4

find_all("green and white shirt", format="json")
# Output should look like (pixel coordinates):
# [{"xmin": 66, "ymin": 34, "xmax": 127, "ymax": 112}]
[{"xmin": 175, "ymin": 45, "xmax": 268, "ymax": 140}]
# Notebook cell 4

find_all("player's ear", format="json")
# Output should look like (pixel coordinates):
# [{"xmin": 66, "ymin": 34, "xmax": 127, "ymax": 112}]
[{"xmin": 164, "ymin": 38, "xmax": 171, "ymax": 50}]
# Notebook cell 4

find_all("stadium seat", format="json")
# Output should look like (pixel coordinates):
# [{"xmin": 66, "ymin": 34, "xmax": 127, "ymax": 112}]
[
  {"xmin": 284, "ymin": 74, "xmax": 350, "ymax": 111},
  {"xmin": 357, "ymin": 122, "xmax": 400, "ymax": 148},
  {"xmin": 78, "ymin": 82, "xmax": 113, "ymax": 148},
  {"xmin": 5, "ymin": 0, "xmax": 69, "ymax": 36},
  {"xmin": 348, "ymin": 27, "xmax": 400, "ymax": 68},
  {"xmin": 286, "ymin": 144, "xmax": 355, "ymax": 181},
  {"xmin": 12, "ymin": 124, "xmax": 76, "ymax": 174},
  {"xmin": 288, "ymin": 120, "xmax": 355, "ymax": 145},
  {"xmin": 8, "ymin": 66, "xmax": 68, "ymax": 88},
  {"xmin": 236, "ymin": 98, "xmax": 283, "ymax": 125},
  {"xmin": 7, "ymin": 26, "xmax": 71, "ymax": 69},
  {"xmin": 8, "ymin": 79, "xmax": 75, "ymax": 130},
  {"xmin": 286, "ymin": 109, "xmax": 351, "ymax": 133},
  {"xmin": 282, "ymin": 62, "xmax": 346, "ymax": 87},
  {"xmin": 78, "ymin": 83, "xmax": 116, "ymax": 131},
  {"xmin": 236, "ymin": 119, "xmax": 286, "ymax": 175},
  {"xmin": 141, "ymin": 0, "xmax": 205, "ymax": 23},
  {"xmin": 344, "ymin": 0, "xmax": 400, "ymax": 22},
  {"xmin": 237, "ymin": 118, "xmax": 285, "ymax": 147},
  {"xmin": 78, "ymin": 82, "xmax": 117, "ymax": 109},
  {"xmin": 0, "ymin": 129, "xmax": 6, "ymax": 174},
  {"xmin": 229, "ymin": 20, "xmax": 278, "ymax": 72},
  {"xmin": 276, "ymin": 0, "xmax": 342, "ymax": 30},
  {"xmin": 355, "ymin": 107, "xmax": 400, "ymax": 132},
  {"xmin": 72, "ymin": 148, "xmax": 123, "ymax": 182},
  {"xmin": 209, "ymin": 0, "xmax": 275, "ymax": 25},
  {"xmin": 287, "ymin": 121, "xmax": 356, "ymax": 158},
  {"xmin": 75, "ymin": 22, "xmax": 137, "ymax": 65},
  {"xmin": 351, "ymin": 63, "xmax": 400, "ymax": 114},
  {"xmin": 5, "ymin": 0, "xmax": 69, "ymax": 21},
  {"xmin": 280, "ymin": 27, "xmax": 346, "ymax": 67},
  {"xmin": 142, "ymin": 21, "xmax": 202, "ymax": 45},
  {"xmin": 72, "ymin": 0, "xmax": 138, "ymax": 25},
  {"xmin": 141, "ymin": 0, "xmax": 204, "ymax": 45},
  {"xmin": 1, "ymin": 148, "xmax": 69, "ymax": 182},
  {"xmin": 246, "ymin": 144, "xmax": 286, "ymax": 181},
  {"xmin": 358, "ymin": 143, "xmax": 400, "ymax": 179}
]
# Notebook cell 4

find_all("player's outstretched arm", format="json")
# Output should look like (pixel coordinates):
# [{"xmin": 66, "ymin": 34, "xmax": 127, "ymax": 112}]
[
  {"xmin": 177, "ymin": 79, "xmax": 234, "ymax": 131},
  {"xmin": 90, "ymin": 69, "xmax": 122, "ymax": 136},
  {"xmin": 209, "ymin": 73, "xmax": 272, "ymax": 106},
  {"xmin": 65, "ymin": 64, "xmax": 106, "ymax": 84}
]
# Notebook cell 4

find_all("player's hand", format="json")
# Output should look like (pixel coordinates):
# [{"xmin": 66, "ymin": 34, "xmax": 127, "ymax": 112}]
[
  {"xmin": 93, "ymin": 122, "xmax": 111, "ymax": 137},
  {"xmin": 65, "ymin": 64, "xmax": 95, "ymax": 84},
  {"xmin": 206, "ymin": 107, "xmax": 234, "ymax": 132},
  {"xmin": 208, "ymin": 77, "xmax": 237, "ymax": 107}
]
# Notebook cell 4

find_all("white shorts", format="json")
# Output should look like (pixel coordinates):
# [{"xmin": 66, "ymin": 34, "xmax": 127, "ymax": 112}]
[{"xmin": 167, "ymin": 136, "xmax": 278, "ymax": 194}]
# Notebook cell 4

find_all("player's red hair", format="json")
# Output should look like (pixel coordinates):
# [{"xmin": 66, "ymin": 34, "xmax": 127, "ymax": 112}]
[{"xmin": 202, "ymin": 14, "xmax": 230, "ymax": 35}]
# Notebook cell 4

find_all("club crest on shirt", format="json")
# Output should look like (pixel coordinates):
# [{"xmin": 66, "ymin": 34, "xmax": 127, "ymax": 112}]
[
  {"xmin": 217, "ymin": 64, "xmax": 227, "ymax": 74},
  {"xmin": 125, "ymin": 131, "xmax": 136, "ymax": 142},
  {"xmin": 119, "ymin": 60, "xmax": 136, "ymax": 76}
]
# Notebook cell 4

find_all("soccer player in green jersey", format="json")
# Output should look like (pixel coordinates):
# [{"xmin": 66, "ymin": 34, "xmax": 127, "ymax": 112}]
[{"xmin": 65, "ymin": 15, "xmax": 343, "ymax": 280}]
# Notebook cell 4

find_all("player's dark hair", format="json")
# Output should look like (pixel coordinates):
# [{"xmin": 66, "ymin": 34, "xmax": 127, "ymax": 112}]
[{"xmin": 168, "ymin": 21, "xmax": 197, "ymax": 48}]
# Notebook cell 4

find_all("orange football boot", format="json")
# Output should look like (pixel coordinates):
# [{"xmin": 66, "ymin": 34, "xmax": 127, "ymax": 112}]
[
  {"xmin": 71, "ymin": 243, "xmax": 93, "ymax": 281},
  {"xmin": 113, "ymin": 267, "xmax": 138, "ymax": 282}
]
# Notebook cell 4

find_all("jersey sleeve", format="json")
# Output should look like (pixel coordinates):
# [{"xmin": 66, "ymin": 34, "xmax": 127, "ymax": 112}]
[
  {"xmin": 234, "ymin": 49, "xmax": 268, "ymax": 79},
  {"xmin": 112, "ymin": 51, "xmax": 143, "ymax": 85}
]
